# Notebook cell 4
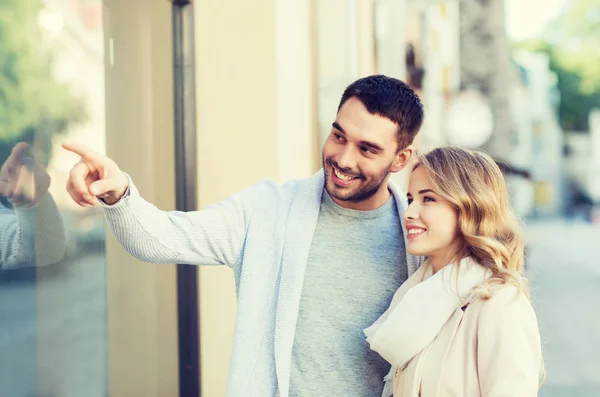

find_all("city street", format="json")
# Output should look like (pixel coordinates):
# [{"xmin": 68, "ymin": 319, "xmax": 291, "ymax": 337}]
[{"xmin": 526, "ymin": 219, "xmax": 600, "ymax": 397}]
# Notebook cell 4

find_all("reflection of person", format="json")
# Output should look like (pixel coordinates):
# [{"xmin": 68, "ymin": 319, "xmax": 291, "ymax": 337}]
[
  {"xmin": 365, "ymin": 147, "xmax": 543, "ymax": 397},
  {"xmin": 0, "ymin": 142, "xmax": 66, "ymax": 269},
  {"xmin": 64, "ymin": 75, "xmax": 425, "ymax": 397}
]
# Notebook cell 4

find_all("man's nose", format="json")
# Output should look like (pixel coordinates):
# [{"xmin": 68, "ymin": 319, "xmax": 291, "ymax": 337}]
[{"xmin": 336, "ymin": 146, "xmax": 357, "ymax": 170}]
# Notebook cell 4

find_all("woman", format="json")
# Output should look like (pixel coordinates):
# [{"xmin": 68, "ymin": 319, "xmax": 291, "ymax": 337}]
[{"xmin": 364, "ymin": 147, "xmax": 543, "ymax": 397}]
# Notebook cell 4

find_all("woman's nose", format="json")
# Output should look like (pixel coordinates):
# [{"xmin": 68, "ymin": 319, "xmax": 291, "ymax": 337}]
[{"xmin": 404, "ymin": 202, "xmax": 418, "ymax": 220}]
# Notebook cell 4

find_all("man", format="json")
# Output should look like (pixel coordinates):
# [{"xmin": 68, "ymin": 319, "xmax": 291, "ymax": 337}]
[
  {"xmin": 64, "ymin": 75, "xmax": 424, "ymax": 397},
  {"xmin": 1, "ymin": 142, "xmax": 65, "ymax": 269}
]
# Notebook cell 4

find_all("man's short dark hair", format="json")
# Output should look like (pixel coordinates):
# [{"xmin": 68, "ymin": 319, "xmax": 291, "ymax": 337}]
[{"xmin": 338, "ymin": 75, "xmax": 424, "ymax": 150}]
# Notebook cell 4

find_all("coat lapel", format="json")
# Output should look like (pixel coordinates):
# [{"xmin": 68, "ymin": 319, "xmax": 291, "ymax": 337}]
[
  {"xmin": 419, "ymin": 307, "xmax": 465, "ymax": 397},
  {"xmin": 274, "ymin": 169, "xmax": 324, "ymax": 397},
  {"xmin": 395, "ymin": 308, "xmax": 465, "ymax": 397}
]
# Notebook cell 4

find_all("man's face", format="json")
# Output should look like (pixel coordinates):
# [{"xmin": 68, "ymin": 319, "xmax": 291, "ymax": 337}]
[{"xmin": 322, "ymin": 97, "xmax": 412, "ymax": 210}]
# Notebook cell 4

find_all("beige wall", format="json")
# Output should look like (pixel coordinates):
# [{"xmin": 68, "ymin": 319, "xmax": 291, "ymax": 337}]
[
  {"xmin": 374, "ymin": 0, "xmax": 407, "ymax": 80},
  {"xmin": 194, "ymin": 0, "xmax": 317, "ymax": 395},
  {"xmin": 356, "ymin": 0, "xmax": 376, "ymax": 77},
  {"xmin": 276, "ymin": 0, "xmax": 320, "ymax": 180},
  {"xmin": 103, "ymin": 0, "xmax": 179, "ymax": 396},
  {"xmin": 315, "ymin": 0, "xmax": 359, "ymax": 148}
]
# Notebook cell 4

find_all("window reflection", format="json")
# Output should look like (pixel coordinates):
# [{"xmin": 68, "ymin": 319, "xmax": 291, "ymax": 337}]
[
  {"xmin": 0, "ymin": 142, "xmax": 66, "ymax": 269},
  {"xmin": 0, "ymin": 1, "xmax": 107, "ymax": 396}
]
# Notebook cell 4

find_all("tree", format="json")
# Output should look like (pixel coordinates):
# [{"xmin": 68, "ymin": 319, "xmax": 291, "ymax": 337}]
[
  {"xmin": 547, "ymin": 0, "xmax": 600, "ymax": 94},
  {"xmin": 459, "ymin": 0, "xmax": 514, "ymax": 157},
  {"xmin": 519, "ymin": 0, "xmax": 600, "ymax": 132},
  {"xmin": 0, "ymin": 0, "xmax": 85, "ymax": 165},
  {"xmin": 513, "ymin": 0, "xmax": 600, "ymax": 131}
]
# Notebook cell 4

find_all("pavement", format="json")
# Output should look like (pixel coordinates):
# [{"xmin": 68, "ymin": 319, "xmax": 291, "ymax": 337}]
[{"xmin": 526, "ymin": 219, "xmax": 600, "ymax": 397}]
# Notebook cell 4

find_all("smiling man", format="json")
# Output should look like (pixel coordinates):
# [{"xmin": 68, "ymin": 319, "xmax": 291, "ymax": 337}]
[
  {"xmin": 63, "ymin": 75, "xmax": 425, "ymax": 397},
  {"xmin": 323, "ymin": 91, "xmax": 419, "ymax": 210}
]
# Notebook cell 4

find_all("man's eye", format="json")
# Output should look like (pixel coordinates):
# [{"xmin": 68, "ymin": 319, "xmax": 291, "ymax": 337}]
[
  {"xmin": 361, "ymin": 147, "xmax": 374, "ymax": 154},
  {"xmin": 334, "ymin": 133, "xmax": 344, "ymax": 141}
]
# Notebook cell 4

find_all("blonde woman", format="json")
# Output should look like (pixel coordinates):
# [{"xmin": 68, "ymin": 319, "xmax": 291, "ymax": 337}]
[{"xmin": 364, "ymin": 147, "xmax": 543, "ymax": 397}]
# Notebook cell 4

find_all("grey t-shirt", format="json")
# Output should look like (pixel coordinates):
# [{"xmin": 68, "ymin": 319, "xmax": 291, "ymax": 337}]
[{"xmin": 289, "ymin": 191, "xmax": 408, "ymax": 396}]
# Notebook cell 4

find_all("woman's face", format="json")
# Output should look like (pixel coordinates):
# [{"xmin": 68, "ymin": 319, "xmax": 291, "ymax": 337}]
[{"xmin": 404, "ymin": 166, "xmax": 462, "ymax": 269}]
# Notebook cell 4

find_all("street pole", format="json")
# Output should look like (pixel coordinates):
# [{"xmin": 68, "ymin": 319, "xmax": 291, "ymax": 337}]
[{"xmin": 170, "ymin": 1, "xmax": 200, "ymax": 396}]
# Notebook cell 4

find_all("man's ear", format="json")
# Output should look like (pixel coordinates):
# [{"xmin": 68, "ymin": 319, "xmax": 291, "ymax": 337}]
[{"xmin": 390, "ymin": 145, "xmax": 414, "ymax": 173}]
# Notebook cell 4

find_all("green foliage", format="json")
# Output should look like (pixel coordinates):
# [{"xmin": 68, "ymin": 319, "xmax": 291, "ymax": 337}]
[
  {"xmin": 512, "ymin": 0, "xmax": 600, "ymax": 131},
  {"xmin": 0, "ymin": 0, "xmax": 85, "ymax": 165},
  {"xmin": 548, "ymin": 0, "xmax": 600, "ymax": 95}
]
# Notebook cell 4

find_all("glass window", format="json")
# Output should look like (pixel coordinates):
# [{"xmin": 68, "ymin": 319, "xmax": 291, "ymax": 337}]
[{"xmin": 0, "ymin": 1, "xmax": 107, "ymax": 395}]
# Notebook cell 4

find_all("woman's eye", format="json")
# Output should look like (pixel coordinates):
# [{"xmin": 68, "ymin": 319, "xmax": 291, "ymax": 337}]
[
  {"xmin": 423, "ymin": 196, "xmax": 435, "ymax": 203},
  {"xmin": 407, "ymin": 198, "xmax": 413, "ymax": 205}
]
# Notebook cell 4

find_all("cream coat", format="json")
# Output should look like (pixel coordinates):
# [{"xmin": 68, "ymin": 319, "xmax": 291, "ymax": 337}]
[{"xmin": 392, "ymin": 280, "xmax": 542, "ymax": 397}]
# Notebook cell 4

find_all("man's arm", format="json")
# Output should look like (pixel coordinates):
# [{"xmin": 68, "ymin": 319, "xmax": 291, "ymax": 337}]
[
  {"xmin": 1, "ymin": 193, "xmax": 66, "ymax": 270},
  {"xmin": 63, "ymin": 142, "xmax": 263, "ymax": 268},
  {"xmin": 101, "ymin": 177, "xmax": 258, "ymax": 267},
  {"xmin": 0, "ymin": 143, "xmax": 66, "ymax": 269}
]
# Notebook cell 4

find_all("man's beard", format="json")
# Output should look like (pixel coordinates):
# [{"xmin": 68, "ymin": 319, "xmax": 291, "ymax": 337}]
[{"xmin": 323, "ymin": 156, "xmax": 392, "ymax": 203}]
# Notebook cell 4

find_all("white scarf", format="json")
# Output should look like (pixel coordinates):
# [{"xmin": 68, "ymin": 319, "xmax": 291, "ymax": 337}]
[{"xmin": 364, "ymin": 257, "xmax": 491, "ymax": 394}]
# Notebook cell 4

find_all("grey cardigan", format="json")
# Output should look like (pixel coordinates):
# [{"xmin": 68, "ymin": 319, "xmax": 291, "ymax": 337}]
[{"xmin": 103, "ymin": 169, "xmax": 421, "ymax": 397}]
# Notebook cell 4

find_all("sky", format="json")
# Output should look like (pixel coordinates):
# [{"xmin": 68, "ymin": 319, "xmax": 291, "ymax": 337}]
[{"xmin": 505, "ymin": 0, "xmax": 568, "ymax": 40}]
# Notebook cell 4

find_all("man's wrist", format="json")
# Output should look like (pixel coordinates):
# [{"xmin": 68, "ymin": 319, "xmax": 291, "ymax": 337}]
[{"xmin": 100, "ymin": 173, "xmax": 131, "ymax": 206}]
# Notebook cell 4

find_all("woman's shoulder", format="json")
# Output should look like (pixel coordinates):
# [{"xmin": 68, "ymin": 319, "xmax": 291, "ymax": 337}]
[
  {"xmin": 485, "ymin": 284, "xmax": 528, "ymax": 303},
  {"xmin": 470, "ymin": 284, "xmax": 537, "ymax": 325}
]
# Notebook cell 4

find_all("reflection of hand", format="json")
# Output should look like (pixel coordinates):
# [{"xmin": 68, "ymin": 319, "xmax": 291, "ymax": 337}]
[
  {"xmin": 0, "ymin": 142, "xmax": 51, "ymax": 208},
  {"xmin": 63, "ymin": 142, "xmax": 129, "ymax": 206}
]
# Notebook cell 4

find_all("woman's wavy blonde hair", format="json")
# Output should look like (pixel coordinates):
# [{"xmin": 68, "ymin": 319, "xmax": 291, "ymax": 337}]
[{"xmin": 414, "ymin": 147, "xmax": 529, "ymax": 299}]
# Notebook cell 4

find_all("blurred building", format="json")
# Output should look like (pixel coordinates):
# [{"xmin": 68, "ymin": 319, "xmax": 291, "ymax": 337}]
[
  {"xmin": 511, "ymin": 50, "xmax": 565, "ymax": 218},
  {"xmin": 564, "ymin": 109, "xmax": 600, "ymax": 221},
  {"xmin": 587, "ymin": 110, "xmax": 600, "ymax": 203},
  {"xmin": 405, "ymin": 0, "xmax": 461, "ymax": 153}
]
